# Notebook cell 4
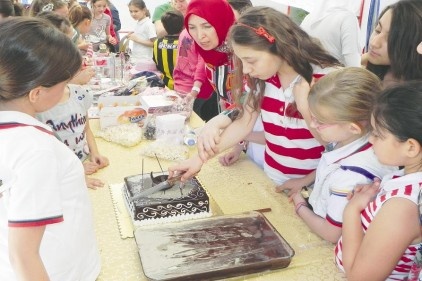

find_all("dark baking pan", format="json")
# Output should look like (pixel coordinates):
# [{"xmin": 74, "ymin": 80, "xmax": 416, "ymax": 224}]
[{"xmin": 134, "ymin": 211, "xmax": 295, "ymax": 281}]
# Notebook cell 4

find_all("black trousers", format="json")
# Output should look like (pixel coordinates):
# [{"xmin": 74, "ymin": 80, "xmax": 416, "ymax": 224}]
[{"xmin": 193, "ymin": 92, "xmax": 220, "ymax": 122}]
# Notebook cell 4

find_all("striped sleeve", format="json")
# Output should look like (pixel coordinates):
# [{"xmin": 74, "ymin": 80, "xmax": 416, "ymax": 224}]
[{"xmin": 9, "ymin": 215, "xmax": 63, "ymax": 227}]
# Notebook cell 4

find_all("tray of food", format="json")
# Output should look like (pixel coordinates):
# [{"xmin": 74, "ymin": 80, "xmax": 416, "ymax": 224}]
[{"xmin": 134, "ymin": 211, "xmax": 295, "ymax": 280}]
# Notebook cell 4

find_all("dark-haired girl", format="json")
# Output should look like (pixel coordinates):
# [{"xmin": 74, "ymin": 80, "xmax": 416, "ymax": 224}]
[
  {"xmin": 0, "ymin": 18, "xmax": 100, "ymax": 281},
  {"xmin": 363, "ymin": 0, "xmax": 422, "ymax": 87}
]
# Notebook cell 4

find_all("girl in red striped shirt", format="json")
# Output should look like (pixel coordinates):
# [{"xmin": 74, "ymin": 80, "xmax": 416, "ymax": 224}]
[{"xmin": 169, "ymin": 6, "xmax": 341, "ymax": 185}]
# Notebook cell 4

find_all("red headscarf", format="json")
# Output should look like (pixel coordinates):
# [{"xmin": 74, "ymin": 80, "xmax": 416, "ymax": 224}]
[{"xmin": 184, "ymin": 0, "xmax": 235, "ymax": 66}]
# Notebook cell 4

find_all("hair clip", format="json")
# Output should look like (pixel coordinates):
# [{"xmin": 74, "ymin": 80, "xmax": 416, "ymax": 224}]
[
  {"xmin": 236, "ymin": 22, "xmax": 275, "ymax": 44},
  {"xmin": 255, "ymin": 27, "xmax": 275, "ymax": 43},
  {"xmin": 42, "ymin": 3, "xmax": 54, "ymax": 12}
]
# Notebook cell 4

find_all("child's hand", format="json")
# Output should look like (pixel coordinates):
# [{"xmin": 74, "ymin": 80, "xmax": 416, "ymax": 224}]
[
  {"xmin": 85, "ymin": 177, "xmax": 105, "ymax": 189},
  {"xmin": 83, "ymin": 56, "xmax": 93, "ymax": 66},
  {"xmin": 289, "ymin": 191, "xmax": 306, "ymax": 206},
  {"xmin": 90, "ymin": 154, "xmax": 109, "ymax": 169},
  {"xmin": 71, "ymin": 66, "xmax": 95, "ymax": 85},
  {"xmin": 78, "ymin": 41, "xmax": 91, "ymax": 51},
  {"xmin": 168, "ymin": 155, "xmax": 204, "ymax": 182},
  {"xmin": 347, "ymin": 179, "xmax": 381, "ymax": 211},
  {"xmin": 108, "ymin": 36, "xmax": 117, "ymax": 45},
  {"xmin": 127, "ymin": 32, "xmax": 136, "ymax": 41},
  {"xmin": 219, "ymin": 144, "xmax": 243, "ymax": 166},
  {"xmin": 197, "ymin": 129, "xmax": 221, "ymax": 161},
  {"xmin": 83, "ymin": 161, "xmax": 100, "ymax": 175},
  {"xmin": 275, "ymin": 178, "xmax": 307, "ymax": 196}
]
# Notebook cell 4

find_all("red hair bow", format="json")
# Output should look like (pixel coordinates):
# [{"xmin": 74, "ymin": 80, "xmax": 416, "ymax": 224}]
[{"xmin": 236, "ymin": 22, "xmax": 275, "ymax": 44}]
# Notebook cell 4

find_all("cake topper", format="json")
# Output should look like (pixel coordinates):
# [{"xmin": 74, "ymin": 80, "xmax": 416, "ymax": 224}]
[
  {"xmin": 132, "ymin": 154, "xmax": 185, "ymax": 202},
  {"xmin": 130, "ymin": 174, "xmax": 184, "ymax": 201},
  {"xmin": 150, "ymin": 153, "xmax": 172, "ymax": 189}
]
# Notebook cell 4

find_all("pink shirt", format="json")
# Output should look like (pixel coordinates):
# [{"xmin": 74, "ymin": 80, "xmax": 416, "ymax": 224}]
[{"xmin": 173, "ymin": 29, "xmax": 212, "ymax": 99}]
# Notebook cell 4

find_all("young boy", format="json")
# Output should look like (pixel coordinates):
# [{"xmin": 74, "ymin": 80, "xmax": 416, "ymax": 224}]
[{"xmin": 153, "ymin": 10, "xmax": 184, "ymax": 89}]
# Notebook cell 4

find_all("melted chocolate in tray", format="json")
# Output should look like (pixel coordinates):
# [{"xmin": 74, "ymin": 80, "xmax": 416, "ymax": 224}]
[{"xmin": 134, "ymin": 212, "xmax": 295, "ymax": 280}]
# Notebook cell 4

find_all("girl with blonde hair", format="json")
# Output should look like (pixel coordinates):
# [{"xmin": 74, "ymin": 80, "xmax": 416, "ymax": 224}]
[{"xmin": 291, "ymin": 67, "xmax": 395, "ymax": 243}]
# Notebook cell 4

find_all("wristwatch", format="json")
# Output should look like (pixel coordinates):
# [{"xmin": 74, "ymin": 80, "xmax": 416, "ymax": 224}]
[{"xmin": 222, "ymin": 108, "xmax": 240, "ymax": 121}]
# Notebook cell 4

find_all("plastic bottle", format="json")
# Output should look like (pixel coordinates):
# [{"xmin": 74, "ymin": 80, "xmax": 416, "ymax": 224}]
[{"xmin": 183, "ymin": 127, "xmax": 197, "ymax": 146}]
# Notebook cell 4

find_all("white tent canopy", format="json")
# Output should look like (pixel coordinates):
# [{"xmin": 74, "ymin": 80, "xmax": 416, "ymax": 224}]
[
  {"xmin": 116, "ymin": 0, "xmax": 399, "ymax": 52},
  {"xmin": 258, "ymin": 0, "xmax": 398, "ymax": 49},
  {"xmin": 253, "ymin": 0, "xmax": 316, "ymax": 13}
]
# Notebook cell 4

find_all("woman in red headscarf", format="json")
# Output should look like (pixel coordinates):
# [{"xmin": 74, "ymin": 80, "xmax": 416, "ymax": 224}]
[{"xmin": 184, "ymin": 0, "xmax": 236, "ymax": 112}]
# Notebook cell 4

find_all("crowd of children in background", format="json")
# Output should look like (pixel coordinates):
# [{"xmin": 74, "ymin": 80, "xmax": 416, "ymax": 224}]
[{"xmin": 0, "ymin": 0, "xmax": 422, "ymax": 280}]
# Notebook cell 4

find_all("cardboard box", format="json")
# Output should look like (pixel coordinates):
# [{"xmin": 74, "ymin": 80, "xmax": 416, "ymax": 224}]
[
  {"xmin": 139, "ymin": 94, "xmax": 175, "ymax": 114},
  {"xmin": 97, "ymin": 94, "xmax": 141, "ymax": 109}
]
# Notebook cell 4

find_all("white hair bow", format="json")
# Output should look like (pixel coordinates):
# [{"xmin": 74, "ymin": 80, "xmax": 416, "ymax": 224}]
[{"xmin": 41, "ymin": 3, "xmax": 54, "ymax": 12}]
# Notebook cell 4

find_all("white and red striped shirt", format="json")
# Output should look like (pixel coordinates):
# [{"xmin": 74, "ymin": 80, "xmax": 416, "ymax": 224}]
[
  {"xmin": 260, "ymin": 75, "xmax": 324, "ymax": 184},
  {"xmin": 335, "ymin": 171, "xmax": 422, "ymax": 280}
]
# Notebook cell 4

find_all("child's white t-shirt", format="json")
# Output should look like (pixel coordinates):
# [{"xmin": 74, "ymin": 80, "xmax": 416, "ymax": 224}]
[
  {"xmin": 0, "ymin": 111, "xmax": 100, "ymax": 281},
  {"xmin": 37, "ymin": 84, "xmax": 92, "ymax": 161},
  {"xmin": 131, "ymin": 17, "xmax": 157, "ymax": 62},
  {"xmin": 309, "ymin": 135, "xmax": 396, "ymax": 227}
]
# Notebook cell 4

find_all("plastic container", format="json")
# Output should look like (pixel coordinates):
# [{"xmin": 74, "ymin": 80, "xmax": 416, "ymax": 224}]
[{"xmin": 183, "ymin": 129, "xmax": 197, "ymax": 146}]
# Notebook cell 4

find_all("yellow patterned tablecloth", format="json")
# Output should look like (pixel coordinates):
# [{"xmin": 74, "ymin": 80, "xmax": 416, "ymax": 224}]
[{"xmin": 88, "ymin": 116, "xmax": 346, "ymax": 281}]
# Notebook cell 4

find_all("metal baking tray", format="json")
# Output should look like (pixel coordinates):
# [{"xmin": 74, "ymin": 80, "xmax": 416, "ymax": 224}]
[{"xmin": 134, "ymin": 211, "xmax": 295, "ymax": 281}]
